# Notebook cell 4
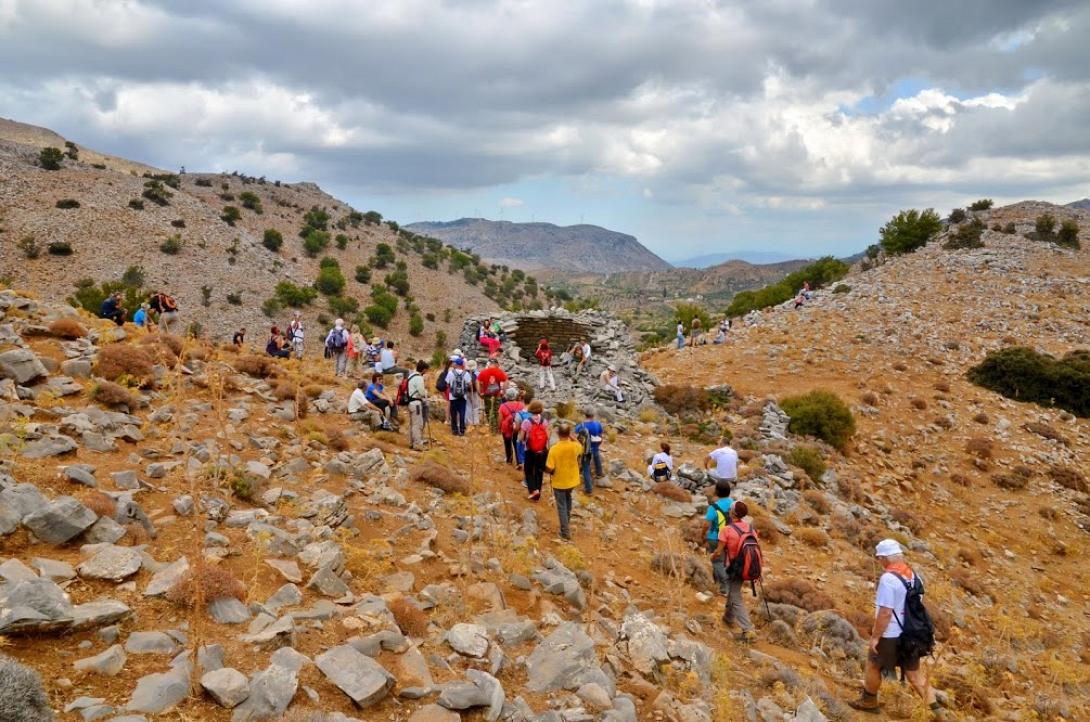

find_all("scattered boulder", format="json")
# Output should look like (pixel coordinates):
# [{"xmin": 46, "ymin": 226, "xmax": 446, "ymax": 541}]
[
  {"xmin": 314, "ymin": 645, "xmax": 395, "ymax": 708},
  {"xmin": 437, "ymin": 669, "xmax": 505, "ymax": 721},
  {"xmin": 126, "ymin": 662, "xmax": 190, "ymax": 714},
  {"xmin": 77, "ymin": 545, "xmax": 142, "ymax": 581},
  {"xmin": 202, "ymin": 667, "xmax": 251, "ymax": 709},
  {"xmin": 22, "ymin": 496, "xmax": 96, "ymax": 544},
  {"xmin": 0, "ymin": 348, "xmax": 48, "ymax": 384},
  {"xmin": 74, "ymin": 644, "xmax": 127, "ymax": 676}
]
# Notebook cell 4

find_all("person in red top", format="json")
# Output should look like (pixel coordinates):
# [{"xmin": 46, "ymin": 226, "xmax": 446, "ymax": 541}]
[
  {"xmin": 476, "ymin": 358, "xmax": 509, "ymax": 433},
  {"xmin": 478, "ymin": 322, "xmax": 502, "ymax": 358},
  {"xmin": 498, "ymin": 387, "xmax": 525, "ymax": 465},
  {"xmin": 534, "ymin": 338, "xmax": 556, "ymax": 391},
  {"xmin": 710, "ymin": 501, "xmax": 756, "ymax": 641}
]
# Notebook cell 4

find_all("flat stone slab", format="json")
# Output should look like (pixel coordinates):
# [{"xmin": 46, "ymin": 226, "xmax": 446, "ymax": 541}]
[{"xmin": 315, "ymin": 644, "xmax": 394, "ymax": 708}]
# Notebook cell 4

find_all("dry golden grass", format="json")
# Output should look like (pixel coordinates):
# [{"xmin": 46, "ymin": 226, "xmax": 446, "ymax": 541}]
[
  {"xmin": 652, "ymin": 481, "xmax": 691, "ymax": 502},
  {"xmin": 957, "ymin": 546, "xmax": 980, "ymax": 566},
  {"xmin": 327, "ymin": 428, "xmax": 350, "ymax": 452},
  {"xmin": 90, "ymin": 380, "xmax": 139, "ymax": 409},
  {"xmin": 124, "ymin": 522, "xmax": 150, "ymax": 544},
  {"xmin": 47, "ymin": 318, "xmax": 86, "ymax": 339},
  {"xmin": 965, "ymin": 437, "xmax": 993, "ymax": 459},
  {"xmin": 410, "ymin": 460, "xmax": 469, "ymax": 494},
  {"xmin": 165, "ymin": 564, "xmax": 245, "ymax": 607},
  {"xmin": 889, "ymin": 508, "xmax": 922, "ymax": 533},
  {"xmin": 802, "ymin": 490, "xmax": 831, "ymax": 515},
  {"xmin": 794, "ymin": 527, "xmax": 829, "ymax": 547},
  {"xmin": 389, "ymin": 596, "xmax": 429, "ymax": 637},
  {"xmin": 82, "ymin": 490, "xmax": 115, "ymax": 518},
  {"xmin": 303, "ymin": 383, "xmax": 324, "ymax": 398},
  {"xmin": 234, "ymin": 355, "xmax": 275, "ymax": 378},
  {"xmin": 762, "ymin": 578, "xmax": 834, "ymax": 612},
  {"xmin": 272, "ymin": 381, "xmax": 298, "ymax": 400},
  {"xmin": 94, "ymin": 344, "xmax": 155, "ymax": 387},
  {"xmin": 1023, "ymin": 421, "xmax": 1068, "ymax": 446},
  {"xmin": 748, "ymin": 504, "xmax": 782, "ymax": 545},
  {"xmin": 1048, "ymin": 465, "xmax": 1087, "ymax": 493}
]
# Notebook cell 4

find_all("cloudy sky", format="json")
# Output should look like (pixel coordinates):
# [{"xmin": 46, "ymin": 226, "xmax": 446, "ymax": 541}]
[{"xmin": 2, "ymin": 1, "xmax": 1088, "ymax": 262}]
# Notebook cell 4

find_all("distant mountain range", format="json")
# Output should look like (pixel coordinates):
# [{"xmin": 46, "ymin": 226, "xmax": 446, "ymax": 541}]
[
  {"xmin": 1067, "ymin": 198, "xmax": 1090, "ymax": 211},
  {"xmin": 405, "ymin": 218, "xmax": 671, "ymax": 274},
  {"xmin": 670, "ymin": 250, "xmax": 799, "ymax": 267}
]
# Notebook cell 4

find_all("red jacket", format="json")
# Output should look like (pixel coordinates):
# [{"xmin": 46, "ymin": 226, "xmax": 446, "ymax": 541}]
[
  {"xmin": 477, "ymin": 367, "xmax": 508, "ymax": 396},
  {"xmin": 535, "ymin": 345, "xmax": 552, "ymax": 366}
]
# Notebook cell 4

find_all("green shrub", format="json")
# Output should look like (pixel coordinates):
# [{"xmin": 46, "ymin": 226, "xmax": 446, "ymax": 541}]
[
  {"xmin": 261, "ymin": 297, "xmax": 281, "ymax": 317},
  {"xmin": 371, "ymin": 287, "xmax": 399, "ymax": 315},
  {"xmin": 328, "ymin": 295, "xmax": 359, "ymax": 316},
  {"xmin": 1057, "ymin": 220, "xmax": 1080, "ymax": 249},
  {"xmin": 64, "ymin": 141, "xmax": 78, "ymax": 160},
  {"xmin": 142, "ymin": 179, "xmax": 173, "ymax": 206},
  {"xmin": 275, "ymin": 280, "xmax": 317, "ymax": 307},
  {"xmin": 221, "ymin": 205, "xmax": 241, "ymax": 226},
  {"xmin": 670, "ymin": 303, "xmax": 712, "ymax": 338},
  {"xmin": 315, "ymin": 263, "xmax": 346, "ymax": 296},
  {"xmin": 879, "ymin": 208, "xmax": 942, "ymax": 255},
  {"xmin": 239, "ymin": 191, "xmax": 263, "ymax": 213},
  {"xmin": 187, "ymin": 321, "xmax": 203, "ymax": 338},
  {"xmin": 386, "ymin": 220, "xmax": 399, "ymax": 232},
  {"xmin": 39, "ymin": 147, "xmax": 64, "ymax": 170},
  {"xmin": 194, "ymin": 178, "xmax": 213, "ymax": 187},
  {"xmin": 948, "ymin": 208, "xmax": 967, "ymax": 223},
  {"xmin": 1035, "ymin": 214, "xmax": 1056, "ymax": 238},
  {"xmin": 302, "ymin": 228, "xmax": 330, "ymax": 257},
  {"xmin": 372, "ymin": 243, "xmax": 396, "ymax": 269},
  {"xmin": 47, "ymin": 241, "xmax": 73, "ymax": 256},
  {"xmin": 968, "ymin": 199, "xmax": 993, "ymax": 211},
  {"xmin": 159, "ymin": 234, "xmax": 184, "ymax": 255},
  {"xmin": 302, "ymin": 206, "xmax": 330, "ymax": 233},
  {"xmin": 832, "ymin": 284, "xmax": 850, "ymax": 294},
  {"xmin": 121, "ymin": 265, "xmax": 145, "ymax": 287},
  {"xmin": 781, "ymin": 390, "xmax": 856, "ymax": 451},
  {"xmin": 18, "ymin": 236, "xmax": 41, "ymax": 258},
  {"xmin": 226, "ymin": 291, "xmax": 243, "ymax": 306},
  {"xmin": 726, "ymin": 256, "xmax": 849, "ymax": 316},
  {"xmin": 128, "ymin": 198, "xmax": 145, "ymax": 210},
  {"xmin": 335, "ymin": 233, "xmax": 349, "ymax": 250},
  {"xmin": 55, "ymin": 198, "xmax": 80, "ymax": 209},
  {"xmin": 67, "ymin": 267, "xmax": 145, "ymax": 316},
  {"xmin": 944, "ymin": 218, "xmax": 985, "ymax": 250},
  {"xmin": 364, "ymin": 210, "xmax": 383, "ymax": 225},
  {"xmin": 355, "ymin": 265, "xmax": 372, "ymax": 284},
  {"xmin": 788, "ymin": 447, "xmax": 826, "ymax": 484},
  {"xmin": 146, "ymin": 173, "xmax": 180, "ymax": 189},
  {"xmin": 384, "ymin": 270, "xmax": 410, "ymax": 296},
  {"xmin": 409, "ymin": 312, "xmax": 424, "ymax": 337},
  {"xmin": 968, "ymin": 346, "xmax": 1089, "ymax": 417},
  {"xmin": 1002, "ymin": 222, "xmax": 1016, "ymax": 234},
  {"xmin": 263, "ymin": 228, "xmax": 283, "ymax": 251},
  {"xmin": 364, "ymin": 304, "xmax": 393, "ymax": 328}
]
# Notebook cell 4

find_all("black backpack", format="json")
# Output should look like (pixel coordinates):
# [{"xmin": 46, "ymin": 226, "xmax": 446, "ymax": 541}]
[
  {"xmin": 449, "ymin": 370, "xmax": 468, "ymax": 399},
  {"xmin": 435, "ymin": 372, "xmax": 448, "ymax": 393},
  {"xmin": 890, "ymin": 573, "xmax": 936, "ymax": 673}
]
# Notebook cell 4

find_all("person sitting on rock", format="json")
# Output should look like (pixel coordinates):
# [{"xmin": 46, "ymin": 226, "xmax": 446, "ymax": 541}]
[
  {"xmin": 794, "ymin": 292, "xmax": 805, "ymax": 309},
  {"xmin": 232, "ymin": 327, "xmax": 246, "ymax": 347},
  {"xmin": 600, "ymin": 364, "xmax": 624, "ymax": 403},
  {"xmin": 99, "ymin": 292, "xmax": 126, "ymax": 326},
  {"xmin": 647, "ymin": 441, "xmax": 673, "ymax": 481},
  {"xmin": 578, "ymin": 338, "xmax": 592, "ymax": 375},
  {"xmin": 364, "ymin": 372, "xmax": 395, "ymax": 430},
  {"xmin": 132, "ymin": 302, "xmax": 151, "ymax": 331},
  {"xmin": 534, "ymin": 338, "xmax": 557, "ymax": 391},
  {"xmin": 266, "ymin": 326, "xmax": 290, "ymax": 358},
  {"xmin": 704, "ymin": 436, "xmax": 738, "ymax": 485}
]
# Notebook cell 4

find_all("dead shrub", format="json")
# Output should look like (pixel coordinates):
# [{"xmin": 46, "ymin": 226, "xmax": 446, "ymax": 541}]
[
  {"xmin": 652, "ymin": 481, "xmax": 691, "ymax": 502},
  {"xmin": 94, "ymin": 344, "xmax": 155, "ymax": 386},
  {"xmin": 993, "ymin": 471, "xmax": 1029, "ymax": 491},
  {"xmin": 892, "ymin": 361, "xmax": 907, "ymax": 372},
  {"xmin": 972, "ymin": 412, "xmax": 989, "ymax": 424},
  {"xmin": 910, "ymin": 398, "xmax": 927, "ymax": 410},
  {"xmin": 1023, "ymin": 422, "xmax": 1068, "ymax": 446},
  {"xmin": 272, "ymin": 381, "xmax": 299, "ymax": 400},
  {"xmin": 956, "ymin": 547, "xmax": 980, "ymax": 566},
  {"xmin": 794, "ymin": 527, "xmax": 828, "ymax": 547},
  {"xmin": 304, "ymin": 383, "xmax": 324, "ymax": 398},
  {"xmin": 410, "ymin": 460, "xmax": 469, "ymax": 494},
  {"xmin": 747, "ymin": 504, "xmax": 781, "ymax": 545},
  {"xmin": 950, "ymin": 473, "xmax": 971, "ymax": 487},
  {"xmin": 327, "ymin": 428, "xmax": 349, "ymax": 452},
  {"xmin": 183, "ymin": 345, "xmax": 209, "ymax": 361},
  {"xmin": 836, "ymin": 476, "xmax": 864, "ymax": 503},
  {"xmin": 950, "ymin": 569, "xmax": 989, "ymax": 597},
  {"xmin": 935, "ymin": 672, "xmax": 995, "ymax": 716},
  {"xmin": 843, "ymin": 607, "xmax": 873, "ymax": 637},
  {"xmin": 933, "ymin": 380, "xmax": 951, "ymax": 393},
  {"xmin": 48, "ymin": 318, "xmax": 87, "ymax": 339},
  {"xmin": 234, "ymin": 354, "xmax": 275, "ymax": 378},
  {"xmin": 860, "ymin": 391, "xmax": 878, "ymax": 406},
  {"xmin": 1048, "ymin": 465, "xmax": 1087, "ymax": 493},
  {"xmin": 889, "ymin": 508, "xmax": 922, "ymax": 534},
  {"xmin": 802, "ymin": 490, "xmax": 831, "ymax": 514},
  {"xmin": 680, "ymin": 518, "xmax": 705, "ymax": 547},
  {"xmin": 653, "ymin": 384, "xmax": 711, "ymax": 417},
  {"xmin": 650, "ymin": 552, "xmax": 714, "ymax": 591},
  {"xmin": 933, "ymin": 416, "xmax": 954, "ymax": 430},
  {"xmin": 82, "ymin": 490, "xmax": 116, "ymax": 518},
  {"xmin": 389, "ymin": 597, "xmax": 429, "ymax": 637},
  {"xmin": 124, "ymin": 522, "xmax": 150, "ymax": 544},
  {"xmin": 1038, "ymin": 506, "xmax": 1058, "ymax": 521},
  {"xmin": 165, "ymin": 564, "xmax": 246, "ymax": 608},
  {"xmin": 762, "ymin": 578, "xmax": 834, "ymax": 612},
  {"xmin": 90, "ymin": 380, "xmax": 139, "ymax": 409},
  {"xmin": 965, "ymin": 437, "xmax": 993, "ymax": 459}
]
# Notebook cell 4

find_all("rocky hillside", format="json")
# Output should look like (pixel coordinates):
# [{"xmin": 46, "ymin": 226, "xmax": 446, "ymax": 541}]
[
  {"xmin": 405, "ymin": 218, "xmax": 671, "ymax": 276},
  {"xmin": 0, "ymin": 122, "xmax": 553, "ymax": 357}
]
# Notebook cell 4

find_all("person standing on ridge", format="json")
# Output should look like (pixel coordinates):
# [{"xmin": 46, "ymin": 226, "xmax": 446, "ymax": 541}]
[
  {"xmin": 690, "ymin": 315, "xmax": 702, "ymax": 347},
  {"xmin": 535, "ymin": 338, "xmax": 557, "ymax": 391},
  {"xmin": 406, "ymin": 360, "xmax": 430, "ymax": 450},
  {"xmin": 676, "ymin": 320, "xmax": 685, "ymax": 350},
  {"xmin": 288, "ymin": 311, "xmax": 305, "ymax": 359}
]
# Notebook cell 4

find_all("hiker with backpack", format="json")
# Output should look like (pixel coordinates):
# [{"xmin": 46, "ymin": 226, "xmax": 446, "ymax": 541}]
[
  {"xmin": 324, "ymin": 319, "xmax": 350, "ymax": 377},
  {"xmin": 849, "ymin": 539, "xmax": 941, "ymax": 717},
  {"xmin": 288, "ymin": 312, "xmax": 305, "ymax": 359},
  {"xmin": 534, "ymin": 338, "xmax": 557, "ymax": 391},
  {"xmin": 514, "ymin": 389, "xmax": 533, "ymax": 473},
  {"xmin": 476, "ymin": 358, "xmax": 509, "ymax": 433},
  {"xmin": 403, "ymin": 360, "xmax": 430, "ymax": 450},
  {"xmin": 703, "ymin": 479, "xmax": 734, "ymax": 596},
  {"xmin": 464, "ymin": 359, "xmax": 482, "ymax": 428},
  {"xmin": 266, "ymin": 326, "xmax": 290, "ymax": 358},
  {"xmin": 689, "ymin": 316, "xmax": 702, "ymax": 347},
  {"xmin": 574, "ymin": 409, "xmax": 604, "ymax": 494},
  {"xmin": 445, "ymin": 357, "xmax": 470, "ymax": 437},
  {"xmin": 545, "ymin": 423, "xmax": 582, "ymax": 541},
  {"xmin": 647, "ymin": 442, "xmax": 674, "ymax": 481},
  {"xmin": 518, "ymin": 399, "xmax": 549, "ymax": 501},
  {"xmin": 710, "ymin": 500, "xmax": 759, "ymax": 642},
  {"xmin": 498, "ymin": 387, "xmax": 525, "ymax": 466},
  {"xmin": 148, "ymin": 291, "xmax": 179, "ymax": 335}
]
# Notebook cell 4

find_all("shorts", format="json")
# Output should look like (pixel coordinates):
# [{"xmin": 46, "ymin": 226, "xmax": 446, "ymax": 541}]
[{"xmin": 870, "ymin": 637, "xmax": 919, "ymax": 676}]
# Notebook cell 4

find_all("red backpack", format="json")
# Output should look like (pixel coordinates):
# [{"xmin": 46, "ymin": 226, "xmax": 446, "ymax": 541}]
[
  {"xmin": 499, "ymin": 401, "xmax": 524, "ymax": 437},
  {"xmin": 727, "ymin": 522, "xmax": 763, "ymax": 590},
  {"xmin": 527, "ymin": 418, "xmax": 549, "ymax": 453}
]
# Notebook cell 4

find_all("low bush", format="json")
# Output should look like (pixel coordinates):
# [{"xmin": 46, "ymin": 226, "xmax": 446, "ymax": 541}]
[
  {"xmin": 55, "ymin": 198, "xmax": 80, "ymax": 209},
  {"xmin": 968, "ymin": 199, "xmax": 993, "ymax": 211},
  {"xmin": 354, "ymin": 265, "xmax": 372, "ymax": 284},
  {"xmin": 226, "ymin": 291, "xmax": 242, "ymax": 306},
  {"xmin": 972, "ymin": 411, "xmax": 989, "ymax": 424},
  {"xmin": 18, "ymin": 236, "xmax": 41, "ymax": 258},
  {"xmin": 787, "ymin": 446, "xmax": 826, "ymax": 484},
  {"xmin": 82, "ymin": 490, "xmax": 117, "ymax": 518},
  {"xmin": 47, "ymin": 241, "xmax": 73, "ymax": 256},
  {"xmin": 409, "ymin": 312, "xmax": 424, "ymax": 337},
  {"xmin": 794, "ymin": 527, "xmax": 829, "ymax": 547},
  {"xmin": 389, "ymin": 597, "xmax": 429, "ymax": 637},
  {"xmin": 763, "ymin": 578, "xmax": 834, "ymax": 612},
  {"xmin": 90, "ymin": 380, "xmax": 139, "ymax": 409},
  {"xmin": 94, "ymin": 344, "xmax": 155, "ymax": 387},
  {"xmin": 943, "ymin": 218, "xmax": 985, "ymax": 250},
  {"xmin": 302, "ymin": 229, "xmax": 330, "ymax": 257},
  {"xmin": 165, "ymin": 564, "xmax": 246, "ymax": 607},
  {"xmin": 1048, "ymin": 465, "xmax": 1087, "ymax": 493},
  {"xmin": 48, "ymin": 318, "xmax": 86, "ymax": 339},
  {"xmin": 653, "ymin": 384, "xmax": 711, "ymax": 416},
  {"xmin": 860, "ymin": 391, "xmax": 878, "ymax": 406},
  {"xmin": 879, "ymin": 208, "xmax": 943, "ymax": 256},
  {"xmin": 948, "ymin": 208, "xmax": 967, "ymax": 223},
  {"xmin": 142, "ymin": 179, "xmax": 172, "ymax": 206},
  {"xmin": 364, "ymin": 304, "xmax": 393, "ymax": 328},
  {"xmin": 234, "ymin": 355, "xmax": 275, "ymax": 378},
  {"xmin": 335, "ymin": 233, "xmax": 349, "ymax": 250},
  {"xmin": 410, "ymin": 460, "xmax": 469, "ymax": 494},
  {"xmin": 910, "ymin": 398, "xmax": 928, "ymax": 410},
  {"xmin": 239, "ymin": 191, "xmax": 263, "ymax": 213},
  {"xmin": 965, "ymin": 437, "xmax": 993, "ymax": 458},
  {"xmin": 194, "ymin": 177, "xmax": 213, "ymax": 187},
  {"xmin": 890, "ymin": 508, "xmax": 922, "ymax": 533},
  {"xmin": 39, "ymin": 146, "xmax": 64, "ymax": 169},
  {"xmin": 780, "ymin": 390, "xmax": 855, "ymax": 451},
  {"xmin": 128, "ymin": 198, "xmax": 144, "ymax": 210},
  {"xmin": 263, "ymin": 228, "xmax": 283, "ymax": 251},
  {"xmin": 230, "ymin": 470, "xmax": 259, "ymax": 500},
  {"xmin": 1023, "ymin": 421, "xmax": 1068, "ymax": 445},
  {"xmin": 1057, "ymin": 219, "xmax": 1080, "ymax": 249},
  {"xmin": 803, "ymin": 490, "xmax": 831, "ymax": 514},
  {"xmin": 315, "ymin": 261, "xmax": 346, "ymax": 296},
  {"xmin": 832, "ymin": 284, "xmax": 850, "ymax": 294},
  {"xmin": 650, "ymin": 552, "xmax": 714, "ymax": 591},
  {"xmin": 275, "ymin": 281, "xmax": 317, "ymax": 307},
  {"xmin": 992, "ymin": 470, "xmax": 1030, "ymax": 491},
  {"xmin": 221, "ymin": 205, "xmax": 241, "ymax": 225},
  {"xmin": 159, "ymin": 234, "xmax": 183, "ymax": 254},
  {"xmin": 652, "ymin": 482, "xmax": 691, "ymax": 502},
  {"xmin": 171, "ymin": 219, "xmax": 185, "ymax": 228},
  {"xmin": 968, "ymin": 346, "xmax": 1090, "ymax": 417}
]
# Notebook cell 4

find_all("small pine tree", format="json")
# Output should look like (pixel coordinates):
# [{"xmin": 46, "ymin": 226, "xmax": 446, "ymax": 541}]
[{"xmin": 38, "ymin": 147, "xmax": 64, "ymax": 170}]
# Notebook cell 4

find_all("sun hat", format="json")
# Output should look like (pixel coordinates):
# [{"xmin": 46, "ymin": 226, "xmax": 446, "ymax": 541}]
[
  {"xmin": 452, "ymin": 348, "xmax": 464, "ymax": 358},
  {"xmin": 608, "ymin": 364, "xmax": 617, "ymax": 372},
  {"xmin": 466, "ymin": 359, "xmax": 478, "ymax": 371},
  {"xmin": 875, "ymin": 539, "xmax": 903, "ymax": 557},
  {"xmin": 371, "ymin": 337, "xmax": 380, "ymax": 344}
]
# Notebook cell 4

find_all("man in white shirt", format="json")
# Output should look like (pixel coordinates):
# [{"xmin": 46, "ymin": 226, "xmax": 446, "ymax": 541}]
[
  {"xmin": 704, "ymin": 438, "xmax": 738, "ymax": 482},
  {"xmin": 288, "ymin": 312, "xmax": 304, "ymax": 359},
  {"xmin": 406, "ymin": 360, "xmax": 430, "ymax": 450}
]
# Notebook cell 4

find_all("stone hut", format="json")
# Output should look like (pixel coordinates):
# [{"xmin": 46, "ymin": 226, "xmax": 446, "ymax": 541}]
[{"xmin": 456, "ymin": 309, "xmax": 658, "ymax": 418}]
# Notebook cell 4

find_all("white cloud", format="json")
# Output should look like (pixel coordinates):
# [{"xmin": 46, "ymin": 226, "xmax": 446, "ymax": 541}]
[{"xmin": 499, "ymin": 196, "xmax": 524, "ymax": 208}]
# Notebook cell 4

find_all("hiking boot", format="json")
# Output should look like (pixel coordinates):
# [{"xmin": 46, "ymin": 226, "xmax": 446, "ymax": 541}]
[
  {"xmin": 847, "ymin": 690, "xmax": 881, "ymax": 713},
  {"xmin": 530, "ymin": 490, "xmax": 541, "ymax": 501},
  {"xmin": 735, "ymin": 630, "xmax": 756, "ymax": 644},
  {"xmin": 721, "ymin": 611, "xmax": 734, "ymax": 627}
]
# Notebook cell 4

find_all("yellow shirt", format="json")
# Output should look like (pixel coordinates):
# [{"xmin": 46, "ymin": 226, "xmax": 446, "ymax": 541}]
[{"xmin": 546, "ymin": 439, "xmax": 583, "ymax": 490}]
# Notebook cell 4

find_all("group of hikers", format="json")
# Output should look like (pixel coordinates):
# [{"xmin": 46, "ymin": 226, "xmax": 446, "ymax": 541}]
[
  {"xmin": 98, "ymin": 290, "xmax": 180, "ymax": 334},
  {"xmin": 675, "ymin": 279, "xmax": 818, "ymax": 349}
]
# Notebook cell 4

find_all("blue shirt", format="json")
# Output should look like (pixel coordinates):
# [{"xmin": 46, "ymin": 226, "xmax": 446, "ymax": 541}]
[
  {"xmin": 365, "ymin": 383, "xmax": 383, "ymax": 402},
  {"xmin": 133, "ymin": 308, "xmax": 147, "ymax": 327},
  {"xmin": 705, "ymin": 497, "xmax": 734, "ymax": 540},
  {"xmin": 575, "ymin": 420, "xmax": 604, "ymax": 447}
]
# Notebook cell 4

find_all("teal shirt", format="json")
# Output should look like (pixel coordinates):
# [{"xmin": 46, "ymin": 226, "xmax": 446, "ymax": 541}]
[{"xmin": 705, "ymin": 497, "xmax": 734, "ymax": 540}]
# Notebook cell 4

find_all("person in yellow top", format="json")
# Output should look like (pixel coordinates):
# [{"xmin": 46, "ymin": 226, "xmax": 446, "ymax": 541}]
[{"xmin": 545, "ymin": 423, "xmax": 582, "ymax": 541}]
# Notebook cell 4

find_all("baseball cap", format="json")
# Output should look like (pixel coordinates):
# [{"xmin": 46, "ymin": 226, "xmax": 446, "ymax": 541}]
[
  {"xmin": 875, "ymin": 539, "xmax": 903, "ymax": 557},
  {"xmin": 453, "ymin": 357, "xmax": 464, "ymax": 366}
]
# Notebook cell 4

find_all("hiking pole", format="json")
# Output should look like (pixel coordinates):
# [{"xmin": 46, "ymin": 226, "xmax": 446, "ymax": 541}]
[{"xmin": 758, "ymin": 577, "xmax": 772, "ymax": 621}]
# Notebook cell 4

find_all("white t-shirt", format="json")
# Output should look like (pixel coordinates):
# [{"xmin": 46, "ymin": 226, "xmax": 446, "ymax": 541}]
[
  {"xmin": 581, "ymin": 343, "xmax": 591, "ymax": 360},
  {"xmin": 875, "ymin": 571, "xmax": 917, "ymax": 638},
  {"xmin": 379, "ymin": 348, "xmax": 395, "ymax": 369},
  {"xmin": 347, "ymin": 388, "xmax": 368, "ymax": 414},
  {"xmin": 707, "ymin": 446, "xmax": 738, "ymax": 479}
]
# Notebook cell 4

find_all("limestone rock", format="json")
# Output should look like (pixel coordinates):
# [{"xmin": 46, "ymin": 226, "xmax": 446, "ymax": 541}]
[
  {"xmin": 77, "ymin": 545, "xmax": 142, "ymax": 581},
  {"xmin": 437, "ymin": 669, "xmax": 505, "ymax": 721},
  {"xmin": 22, "ymin": 496, "xmax": 96, "ymax": 544},
  {"xmin": 74, "ymin": 644, "xmax": 127, "ymax": 676},
  {"xmin": 314, "ymin": 644, "xmax": 395, "ymax": 708},
  {"xmin": 201, "ymin": 667, "xmax": 250, "ymax": 709}
]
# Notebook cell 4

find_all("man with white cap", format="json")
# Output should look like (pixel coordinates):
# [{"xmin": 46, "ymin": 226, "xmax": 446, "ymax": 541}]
[
  {"xmin": 850, "ymin": 538, "xmax": 941, "ymax": 717},
  {"xmin": 599, "ymin": 364, "xmax": 624, "ymax": 403}
]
